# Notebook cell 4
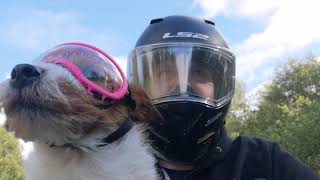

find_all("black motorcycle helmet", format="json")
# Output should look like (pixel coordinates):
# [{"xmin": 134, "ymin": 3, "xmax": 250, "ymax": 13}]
[{"xmin": 128, "ymin": 15, "xmax": 235, "ymax": 164}]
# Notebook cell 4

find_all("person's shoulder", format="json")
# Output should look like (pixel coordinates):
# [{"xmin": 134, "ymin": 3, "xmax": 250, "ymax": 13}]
[
  {"xmin": 230, "ymin": 135, "xmax": 320, "ymax": 180},
  {"xmin": 232, "ymin": 135, "xmax": 277, "ymax": 153},
  {"xmin": 227, "ymin": 135, "xmax": 277, "ymax": 164},
  {"xmin": 201, "ymin": 136, "xmax": 277, "ymax": 179},
  {"xmin": 234, "ymin": 135, "xmax": 275, "ymax": 143}
]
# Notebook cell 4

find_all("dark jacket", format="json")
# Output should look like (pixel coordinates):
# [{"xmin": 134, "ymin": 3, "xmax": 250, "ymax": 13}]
[{"xmin": 162, "ymin": 129, "xmax": 319, "ymax": 180}]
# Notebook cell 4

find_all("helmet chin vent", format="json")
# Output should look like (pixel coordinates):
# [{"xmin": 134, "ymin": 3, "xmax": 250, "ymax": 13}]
[
  {"xmin": 197, "ymin": 131, "xmax": 215, "ymax": 144},
  {"xmin": 205, "ymin": 112, "xmax": 223, "ymax": 126}
]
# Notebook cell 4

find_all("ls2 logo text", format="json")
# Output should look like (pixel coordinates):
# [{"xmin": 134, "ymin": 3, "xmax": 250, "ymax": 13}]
[{"xmin": 162, "ymin": 32, "xmax": 209, "ymax": 40}]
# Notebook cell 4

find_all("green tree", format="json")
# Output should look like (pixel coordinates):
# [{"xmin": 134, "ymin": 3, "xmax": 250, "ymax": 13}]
[
  {"xmin": 241, "ymin": 56, "xmax": 320, "ymax": 174},
  {"xmin": 0, "ymin": 127, "xmax": 24, "ymax": 180},
  {"xmin": 225, "ymin": 80, "xmax": 248, "ymax": 138}
]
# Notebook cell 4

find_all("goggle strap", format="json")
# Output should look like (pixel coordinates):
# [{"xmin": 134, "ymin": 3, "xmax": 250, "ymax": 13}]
[
  {"xmin": 97, "ymin": 117, "xmax": 134, "ymax": 146},
  {"xmin": 124, "ymin": 89, "xmax": 136, "ymax": 110}
]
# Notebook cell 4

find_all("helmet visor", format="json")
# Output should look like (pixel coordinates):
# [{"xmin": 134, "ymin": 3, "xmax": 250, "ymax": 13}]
[
  {"xmin": 129, "ymin": 44, "xmax": 235, "ymax": 107},
  {"xmin": 37, "ymin": 43, "xmax": 128, "ymax": 100}
]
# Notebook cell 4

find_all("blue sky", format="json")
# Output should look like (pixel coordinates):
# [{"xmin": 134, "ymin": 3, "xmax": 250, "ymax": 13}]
[{"xmin": 1, "ymin": 0, "xmax": 320, "ymax": 98}]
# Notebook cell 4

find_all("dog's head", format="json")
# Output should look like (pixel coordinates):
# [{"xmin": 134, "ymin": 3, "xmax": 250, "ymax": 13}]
[{"xmin": 0, "ymin": 43, "xmax": 161, "ymax": 149}]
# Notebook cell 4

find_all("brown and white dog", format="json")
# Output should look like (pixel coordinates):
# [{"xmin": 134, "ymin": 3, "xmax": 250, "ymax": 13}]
[{"xmin": 0, "ymin": 60, "xmax": 162, "ymax": 180}]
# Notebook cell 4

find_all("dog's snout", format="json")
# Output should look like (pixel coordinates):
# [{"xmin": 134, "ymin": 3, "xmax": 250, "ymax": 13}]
[{"xmin": 11, "ymin": 64, "xmax": 41, "ymax": 89}]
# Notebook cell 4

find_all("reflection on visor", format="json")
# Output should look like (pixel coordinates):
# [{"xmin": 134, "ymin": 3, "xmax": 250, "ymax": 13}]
[
  {"xmin": 38, "ymin": 43, "xmax": 128, "ymax": 100},
  {"xmin": 130, "ymin": 44, "xmax": 235, "ymax": 106}
]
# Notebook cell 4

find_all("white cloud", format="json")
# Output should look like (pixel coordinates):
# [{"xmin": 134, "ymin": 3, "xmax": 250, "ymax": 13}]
[
  {"xmin": 236, "ymin": 0, "xmax": 320, "ymax": 82},
  {"xmin": 194, "ymin": 0, "xmax": 281, "ymax": 19},
  {"xmin": 114, "ymin": 56, "xmax": 128, "ymax": 77},
  {"xmin": 0, "ymin": 9, "xmax": 122, "ymax": 55},
  {"xmin": 193, "ymin": 0, "xmax": 229, "ymax": 18},
  {"xmin": 0, "ymin": 113, "xmax": 6, "ymax": 126},
  {"xmin": 234, "ymin": 1, "xmax": 281, "ymax": 18},
  {"xmin": 195, "ymin": 0, "xmax": 320, "ymax": 87},
  {"xmin": 245, "ymin": 80, "xmax": 270, "ymax": 110},
  {"xmin": 5, "ymin": 72, "xmax": 10, "ymax": 79},
  {"xmin": 19, "ymin": 140, "xmax": 34, "ymax": 160}
]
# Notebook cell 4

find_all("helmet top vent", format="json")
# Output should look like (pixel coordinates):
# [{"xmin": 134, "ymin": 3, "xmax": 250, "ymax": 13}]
[
  {"xmin": 204, "ymin": 19, "xmax": 215, "ymax": 26},
  {"xmin": 150, "ymin": 18, "xmax": 164, "ymax": 24}
]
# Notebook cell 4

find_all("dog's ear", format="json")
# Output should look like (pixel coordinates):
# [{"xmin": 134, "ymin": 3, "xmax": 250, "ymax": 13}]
[{"xmin": 128, "ymin": 85, "xmax": 163, "ymax": 124}]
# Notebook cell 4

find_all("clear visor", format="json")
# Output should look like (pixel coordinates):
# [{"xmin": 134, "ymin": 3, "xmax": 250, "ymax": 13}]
[
  {"xmin": 129, "ymin": 44, "xmax": 235, "ymax": 107},
  {"xmin": 36, "ymin": 43, "xmax": 127, "ymax": 100}
]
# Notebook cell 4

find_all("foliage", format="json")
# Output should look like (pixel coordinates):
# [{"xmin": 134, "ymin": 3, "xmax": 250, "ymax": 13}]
[
  {"xmin": 239, "ymin": 56, "xmax": 320, "ymax": 174},
  {"xmin": 0, "ymin": 127, "xmax": 24, "ymax": 180}
]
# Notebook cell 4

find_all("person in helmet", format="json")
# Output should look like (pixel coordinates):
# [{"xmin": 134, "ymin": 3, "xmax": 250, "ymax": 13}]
[{"xmin": 128, "ymin": 15, "xmax": 319, "ymax": 180}]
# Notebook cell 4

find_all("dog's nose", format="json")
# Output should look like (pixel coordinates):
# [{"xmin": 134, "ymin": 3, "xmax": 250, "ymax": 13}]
[{"xmin": 11, "ymin": 64, "xmax": 41, "ymax": 89}]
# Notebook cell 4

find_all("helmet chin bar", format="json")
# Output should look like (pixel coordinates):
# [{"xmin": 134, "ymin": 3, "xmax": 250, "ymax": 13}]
[{"xmin": 149, "ymin": 101, "xmax": 231, "ymax": 164}]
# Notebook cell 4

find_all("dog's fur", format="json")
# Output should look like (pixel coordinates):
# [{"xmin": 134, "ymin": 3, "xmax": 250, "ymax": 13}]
[{"xmin": 0, "ymin": 62, "xmax": 161, "ymax": 180}]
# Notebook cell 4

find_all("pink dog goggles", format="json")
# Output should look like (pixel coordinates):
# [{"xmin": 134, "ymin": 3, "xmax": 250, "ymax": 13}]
[{"xmin": 39, "ymin": 42, "xmax": 128, "ymax": 100}]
